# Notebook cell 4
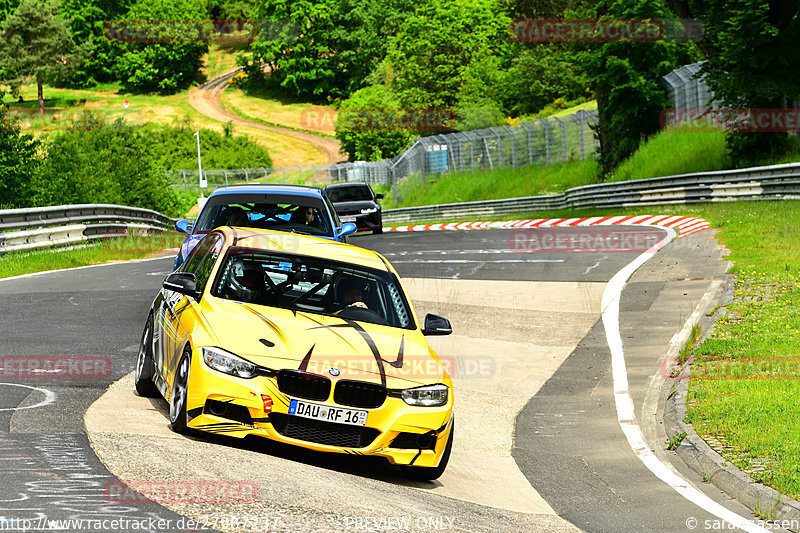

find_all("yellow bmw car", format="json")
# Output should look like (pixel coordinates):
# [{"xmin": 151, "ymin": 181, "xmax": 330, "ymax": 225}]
[{"xmin": 135, "ymin": 227, "xmax": 454, "ymax": 479}]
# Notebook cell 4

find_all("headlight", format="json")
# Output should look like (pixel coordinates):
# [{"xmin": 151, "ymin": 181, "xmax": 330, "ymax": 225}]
[
  {"xmin": 202, "ymin": 347, "xmax": 257, "ymax": 379},
  {"xmin": 401, "ymin": 384, "xmax": 448, "ymax": 407},
  {"xmin": 360, "ymin": 207, "xmax": 378, "ymax": 214}
]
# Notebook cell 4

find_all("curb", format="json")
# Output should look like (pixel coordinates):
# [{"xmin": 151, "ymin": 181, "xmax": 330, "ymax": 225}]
[
  {"xmin": 385, "ymin": 214, "xmax": 711, "ymax": 238},
  {"xmin": 663, "ymin": 279, "xmax": 800, "ymax": 524}
]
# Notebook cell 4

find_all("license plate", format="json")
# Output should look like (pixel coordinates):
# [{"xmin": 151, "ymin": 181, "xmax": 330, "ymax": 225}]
[
  {"xmin": 340, "ymin": 215, "xmax": 357, "ymax": 222},
  {"xmin": 288, "ymin": 399, "xmax": 367, "ymax": 426}
]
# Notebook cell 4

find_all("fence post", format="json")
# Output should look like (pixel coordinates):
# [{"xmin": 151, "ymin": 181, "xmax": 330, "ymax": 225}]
[
  {"xmin": 504, "ymin": 125, "xmax": 517, "ymax": 169},
  {"xmin": 314, "ymin": 166, "xmax": 318, "ymax": 184},
  {"xmin": 490, "ymin": 127, "xmax": 502, "ymax": 167},
  {"xmin": 242, "ymin": 168, "xmax": 249, "ymax": 183},
  {"xmin": 223, "ymin": 169, "xmax": 228, "ymax": 185},
  {"xmin": 259, "ymin": 167, "xmax": 267, "ymax": 184},
  {"xmin": 538, "ymin": 119, "xmax": 551, "ymax": 165},
  {"xmin": 420, "ymin": 141, "xmax": 427, "ymax": 185},
  {"xmin": 520, "ymin": 122, "xmax": 534, "ymax": 165},
  {"xmin": 465, "ymin": 132, "xmax": 475, "ymax": 171},
  {"xmin": 391, "ymin": 166, "xmax": 398, "ymax": 204},
  {"xmin": 552, "ymin": 116, "xmax": 567, "ymax": 162},
  {"xmin": 578, "ymin": 111, "xmax": 585, "ymax": 160},
  {"xmin": 180, "ymin": 170, "xmax": 187, "ymax": 190}
]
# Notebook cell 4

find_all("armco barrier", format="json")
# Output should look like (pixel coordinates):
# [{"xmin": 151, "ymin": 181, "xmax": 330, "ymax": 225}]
[
  {"xmin": 0, "ymin": 204, "xmax": 173, "ymax": 254},
  {"xmin": 383, "ymin": 162, "xmax": 800, "ymax": 224},
  {"xmin": 3, "ymin": 162, "xmax": 799, "ymax": 253}
]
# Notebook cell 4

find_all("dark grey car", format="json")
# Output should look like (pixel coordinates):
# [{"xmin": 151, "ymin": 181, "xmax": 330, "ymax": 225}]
[{"xmin": 323, "ymin": 183, "xmax": 384, "ymax": 234}]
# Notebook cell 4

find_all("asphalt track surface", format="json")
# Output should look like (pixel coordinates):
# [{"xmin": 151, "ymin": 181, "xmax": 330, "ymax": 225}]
[{"xmin": 0, "ymin": 228, "xmax": 772, "ymax": 532}]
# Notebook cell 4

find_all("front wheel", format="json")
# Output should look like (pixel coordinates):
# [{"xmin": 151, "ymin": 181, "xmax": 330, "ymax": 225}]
[
  {"xmin": 401, "ymin": 420, "xmax": 453, "ymax": 481},
  {"xmin": 372, "ymin": 226, "xmax": 383, "ymax": 235},
  {"xmin": 169, "ymin": 351, "xmax": 191, "ymax": 434},
  {"xmin": 134, "ymin": 314, "xmax": 159, "ymax": 398}
]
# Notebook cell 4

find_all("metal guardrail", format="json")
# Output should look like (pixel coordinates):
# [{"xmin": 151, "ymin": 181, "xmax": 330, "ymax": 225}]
[
  {"xmin": 0, "ymin": 204, "xmax": 173, "ymax": 254},
  {"xmin": 383, "ymin": 162, "xmax": 800, "ymax": 223},
  {"xmin": 3, "ymin": 162, "xmax": 799, "ymax": 253}
]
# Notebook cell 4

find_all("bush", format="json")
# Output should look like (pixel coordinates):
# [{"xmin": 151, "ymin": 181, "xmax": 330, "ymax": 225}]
[
  {"xmin": 335, "ymin": 85, "xmax": 413, "ymax": 161},
  {"xmin": 0, "ymin": 106, "xmax": 41, "ymax": 207},
  {"xmin": 34, "ymin": 116, "xmax": 184, "ymax": 215},
  {"xmin": 147, "ymin": 122, "xmax": 272, "ymax": 170}
]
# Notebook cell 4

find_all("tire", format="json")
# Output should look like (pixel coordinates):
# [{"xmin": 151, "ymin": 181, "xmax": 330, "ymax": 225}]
[
  {"xmin": 134, "ymin": 314, "xmax": 160, "ymax": 398},
  {"xmin": 372, "ymin": 226, "xmax": 383, "ymax": 235},
  {"xmin": 169, "ymin": 350, "xmax": 191, "ymax": 434},
  {"xmin": 401, "ymin": 420, "xmax": 453, "ymax": 481}
]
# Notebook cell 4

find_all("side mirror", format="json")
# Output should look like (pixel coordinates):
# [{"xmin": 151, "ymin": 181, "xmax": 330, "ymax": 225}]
[
  {"xmin": 375, "ymin": 193, "xmax": 384, "ymax": 200},
  {"xmin": 163, "ymin": 272, "xmax": 199, "ymax": 299},
  {"xmin": 337, "ymin": 222, "xmax": 357, "ymax": 237},
  {"xmin": 175, "ymin": 220, "xmax": 193, "ymax": 234},
  {"xmin": 422, "ymin": 314, "xmax": 452, "ymax": 336}
]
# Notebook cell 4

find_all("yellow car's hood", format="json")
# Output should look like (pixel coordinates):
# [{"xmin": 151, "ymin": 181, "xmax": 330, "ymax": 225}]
[{"xmin": 202, "ymin": 299, "xmax": 445, "ymax": 388}]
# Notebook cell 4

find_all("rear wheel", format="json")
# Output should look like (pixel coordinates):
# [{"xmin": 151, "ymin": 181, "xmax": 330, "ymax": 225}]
[
  {"xmin": 134, "ymin": 314, "xmax": 159, "ymax": 398},
  {"xmin": 401, "ymin": 420, "xmax": 453, "ymax": 481},
  {"xmin": 169, "ymin": 351, "xmax": 191, "ymax": 434}
]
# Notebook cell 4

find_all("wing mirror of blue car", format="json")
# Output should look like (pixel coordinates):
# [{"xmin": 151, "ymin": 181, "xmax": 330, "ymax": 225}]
[
  {"xmin": 422, "ymin": 314, "xmax": 452, "ymax": 336},
  {"xmin": 375, "ymin": 193, "xmax": 384, "ymax": 200},
  {"xmin": 337, "ymin": 222, "xmax": 357, "ymax": 238},
  {"xmin": 163, "ymin": 272, "xmax": 200, "ymax": 300},
  {"xmin": 175, "ymin": 220, "xmax": 193, "ymax": 234}
]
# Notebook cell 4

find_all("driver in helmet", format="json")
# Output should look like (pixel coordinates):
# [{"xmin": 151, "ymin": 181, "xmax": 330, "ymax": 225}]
[
  {"xmin": 333, "ymin": 277, "xmax": 368, "ymax": 314},
  {"xmin": 231, "ymin": 259, "xmax": 268, "ymax": 304}
]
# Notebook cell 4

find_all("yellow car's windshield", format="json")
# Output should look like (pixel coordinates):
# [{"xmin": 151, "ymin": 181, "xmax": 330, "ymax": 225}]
[{"xmin": 211, "ymin": 248, "xmax": 416, "ymax": 330}]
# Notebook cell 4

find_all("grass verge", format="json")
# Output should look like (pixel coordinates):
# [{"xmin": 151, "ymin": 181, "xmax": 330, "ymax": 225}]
[
  {"xmin": 0, "ymin": 233, "xmax": 184, "ymax": 279},
  {"xmin": 386, "ymin": 199, "xmax": 800, "ymax": 498},
  {"xmin": 380, "ymin": 159, "xmax": 599, "ymax": 209},
  {"xmin": 219, "ymin": 86, "xmax": 337, "ymax": 137}
]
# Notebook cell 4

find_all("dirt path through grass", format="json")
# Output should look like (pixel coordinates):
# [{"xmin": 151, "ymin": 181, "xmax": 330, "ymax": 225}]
[{"xmin": 188, "ymin": 69, "xmax": 342, "ymax": 166}]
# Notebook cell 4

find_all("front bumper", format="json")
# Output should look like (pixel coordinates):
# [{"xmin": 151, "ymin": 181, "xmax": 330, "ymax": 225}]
[
  {"xmin": 185, "ymin": 349, "xmax": 453, "ymax": 468},
  {"xmin": 339, "ymin": 212, "xmax": 382, "ymax": 231}
]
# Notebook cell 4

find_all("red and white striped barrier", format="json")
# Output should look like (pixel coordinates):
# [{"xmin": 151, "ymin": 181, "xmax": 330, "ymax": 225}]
[{"xmin": 386, "ymin": 215, "xmax": 711, "ymax": 239}]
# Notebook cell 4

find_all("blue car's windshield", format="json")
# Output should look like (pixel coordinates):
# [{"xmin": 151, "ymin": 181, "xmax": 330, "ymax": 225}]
[{"xmin": 195, "ymin": 196, "xmax": 333, "ymax": 237}]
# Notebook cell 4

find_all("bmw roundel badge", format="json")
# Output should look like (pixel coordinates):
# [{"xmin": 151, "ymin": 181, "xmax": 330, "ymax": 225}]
[{"xmin": 329, "ymin": 367, "xmax": 341, "ymax": 377}]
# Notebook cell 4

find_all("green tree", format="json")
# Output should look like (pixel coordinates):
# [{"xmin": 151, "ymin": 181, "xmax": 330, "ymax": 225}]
[
  {"xmin": 688, "ymin": 0, "xmax": 800, "ymax": 164},
  {"xmin": 0, "ymin": 0, "xmax": 85, "ymax": 115},
  {"xmin": 575, "ymin": 0, "xmax": 698, "ymax": 174},
  {"xmin": 247, "ymin": 0, "xmax": 417, "ymax": 100},
  {"xmin": 248, "ymin": 0, "xmax": 341, "ymax": 99},
  {"xmin": 498, "ymin": 47, "xmax": 588, "ymax": 116},
  {"xmin": 335, "ymin": 85, "xmax": 413, "ymax": 161},
  {"xmin": 113, "ymin": 0, "xmax": 208, "ymax": 93},
  {"xmin": 0, "ymin": 103, "xmax": 41, "ymax": 207},
  {"xmin": 56, "ymin": 0, "xmax": 133, "ymax": 87},
  {"xmin": 387, "ymin": 0, "xmax": 513, "ymax": 110},
  {"xmin": 0, "ymin": 0, "xmax": 20, "ymax": 21}
]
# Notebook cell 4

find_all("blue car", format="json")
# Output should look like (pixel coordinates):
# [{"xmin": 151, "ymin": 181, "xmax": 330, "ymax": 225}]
[{"xmin": 173, "ymin": 184, "xmax": 357, "ymax": 270}]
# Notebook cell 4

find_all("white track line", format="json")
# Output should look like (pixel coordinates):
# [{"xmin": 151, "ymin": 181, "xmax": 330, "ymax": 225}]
[
  {"xmin": 0, "ymin": 383, "xmax": 56, "ymax": 412},
  {"xmin": 601, "ymin": 227, "xmax": 768, "ymax": 533},
  {"xmin": 0, "ymin": 255, "xmax": 171, "ymax": 283}
]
